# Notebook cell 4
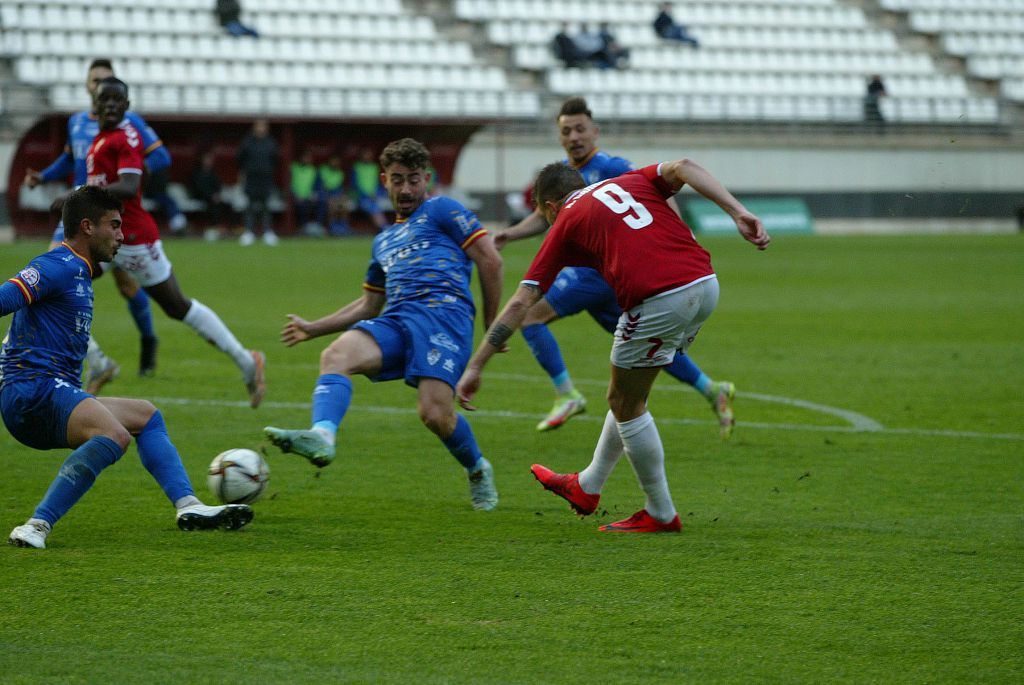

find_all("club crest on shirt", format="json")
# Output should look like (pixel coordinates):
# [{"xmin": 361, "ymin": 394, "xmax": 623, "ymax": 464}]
[{"xmin": 18, "ymin": 267, "xmax": 40, "ymax": 286}]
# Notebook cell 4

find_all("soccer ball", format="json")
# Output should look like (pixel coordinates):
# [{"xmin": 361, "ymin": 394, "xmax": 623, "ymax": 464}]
[{"xmin": 207, "ymin": 449, "xmax": 270, "ymax": 504}]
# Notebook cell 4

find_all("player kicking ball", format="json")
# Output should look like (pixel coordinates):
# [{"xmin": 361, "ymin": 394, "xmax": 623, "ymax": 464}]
[
  {"xmin": 264, "ymin": 138, "xmax": 503, "ymax": 511},
  {"xmin": 457, "ymin": 159, "xmax": 769, "ymax": 532},
  {"xmin": 2, "ymin": 187, "xmax": 252, "ymax": 549}
]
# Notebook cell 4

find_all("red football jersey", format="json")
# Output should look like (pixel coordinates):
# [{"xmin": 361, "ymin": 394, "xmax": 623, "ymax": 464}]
[
  {"xmin": 86, "ymin": 122, "xmax": 159, "ymax": 245},
  {"xmin": 523, "ymin": 164, "xmax": 715, "ymax": 311}
]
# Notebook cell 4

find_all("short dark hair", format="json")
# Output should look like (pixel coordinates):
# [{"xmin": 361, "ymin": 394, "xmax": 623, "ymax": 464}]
[
  {"xmin": 88, "ymin": 58, "xmax": 114, "ymax": 72},
  {"xmin": 533, "ymin": 163, "xmax": 585, "ymax": 209},
  {"xmin": 379, "ymin": 138, "xmax": 431, "ymax": 171},
  {"xmin": 61, "ymin": 186, "xmax": 122, "ymax": 238},
  {"xmin": 97, "ymin": 75, "xmax": 129, "ymax": 96},
  {"xmin": 557, "ymin": 96, "xmax": 593, "ymax": 120}
]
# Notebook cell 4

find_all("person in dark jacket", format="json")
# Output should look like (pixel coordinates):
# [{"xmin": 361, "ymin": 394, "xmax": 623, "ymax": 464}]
[{"xmin": 236, "ymin": 119, "xmax": 279, "ymax": 245}]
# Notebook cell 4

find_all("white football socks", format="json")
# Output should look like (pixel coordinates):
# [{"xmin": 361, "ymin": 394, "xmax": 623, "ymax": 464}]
[
  {"xmin": 182, "ymin": 300, "xmax": 254, "ymax": 378},
  {"xmin": 578, "ymin": 410, "xmax": 624, "ymax": 495},
  {"xmin": 617, "ymin": 412, "xmax": 677, "ymax": 523}
]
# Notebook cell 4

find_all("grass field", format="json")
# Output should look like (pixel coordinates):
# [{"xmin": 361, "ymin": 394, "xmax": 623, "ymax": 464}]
[{"xmin": 1, "ymin": 233, "xmax": 1021, "ymax": 684}]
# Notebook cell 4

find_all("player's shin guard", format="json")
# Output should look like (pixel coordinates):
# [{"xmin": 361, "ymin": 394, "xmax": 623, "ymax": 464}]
[
  {"xmin": 617, "ymin": 412, "xmax": 677, "ymax": 523},
  {"xmin": 441, "ymin": 414, "xmax": 483, "ymax": 471},
  {"xmin": 182, "ymin": 299, "xmax": 252, "ymax": 373},
  {"xmin": 137, "ymin": 411, "xmax": 194, "ymax": 503},
  {"xmin": 32, "ymin": 436, "xmax": 124, "ymax": 525},
  {"xmin": 664, "ymin": 352, "xmax": 704, "ymax": 389},
  {"xmin": 522, "ymin": 323, "xmax": 569, "ymax": 387},
  {"xmin": 311, "ymin": 374, "xmax": 352, "ymax": 439},
  {"xmin": 127, "ymin": 289, "xmax": 156, "ymax": 340}
]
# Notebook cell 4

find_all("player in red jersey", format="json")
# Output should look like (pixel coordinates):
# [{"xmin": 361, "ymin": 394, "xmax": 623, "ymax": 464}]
[
  {"xmin": 83, "ymin": 77, "xmax": 266, "ymax": 407},
  {"xmin": 457, "ymin": 159, "xmax": 769, "ymax": 533}
]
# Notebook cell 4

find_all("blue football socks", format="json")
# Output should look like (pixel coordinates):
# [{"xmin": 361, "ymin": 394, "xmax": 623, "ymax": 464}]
[
  {"xmin": 522, "ymin": 323, "xmax": 572, "ymax": 392},
  {"xmin": 33, "ymin": 435, "xmax": 124, "ymax": 526},
  {"xmin": 127, "ymin": 289, "xmax": 156, "ymax": 340},
  {"xmin": 441, "ymin": 414, "xmax": 483, "ymax": 471},
  {"xmin": 311, "ymin": 374, "xmax": 353, "ymax": 438},
  {"xmin": 137, "ymin": 411, "xmax": 194, "ymax": 503},
  {"xmin": 665, "ymin": 352, "xmax": 710, "ymax": 392}
]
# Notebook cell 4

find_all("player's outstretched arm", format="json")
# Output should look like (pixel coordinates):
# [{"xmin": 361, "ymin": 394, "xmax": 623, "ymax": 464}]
[
  {"xmin": 280, "ymin": 291, "xmax": 385, "ymax": 347},
  {"xmin": 662, "ymin": 158, "xmax": 771, "ymax": 250},
  {"xmin": 457, "ymin": 283, "xmax": 542, "ymax": 410},
  {"xmin": 464, "ymin": 233, "xmax": 504, "ymax": 330},
  {"xmin": 493, "ymin": 209, "xmax": 548, "ymax": 250}
]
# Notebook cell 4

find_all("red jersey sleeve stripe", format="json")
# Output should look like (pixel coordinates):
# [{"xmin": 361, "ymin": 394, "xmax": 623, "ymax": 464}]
[
  {"xmin": 362, "ymin": 282, "xmax": 386, "ymax": 293},
  {"xmin": 7, "ymin": 278, "xmax": 33, "ymax": 303},
  {"xmin": 117, "ymin": 167, "xmax": 143, "ymax": 175},
  {"xmin": 461, "ymin": 228, "xmax": 488, "ymax": 250}
]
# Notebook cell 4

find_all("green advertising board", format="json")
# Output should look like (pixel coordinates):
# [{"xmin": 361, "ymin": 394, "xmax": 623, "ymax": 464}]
[{"xmin": 683, "ymin": 197, "xmax": 815, "ymax": 235}]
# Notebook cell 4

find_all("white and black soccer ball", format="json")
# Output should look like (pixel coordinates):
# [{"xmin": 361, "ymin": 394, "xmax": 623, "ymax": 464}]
[{"xmin": 207, "ymin": 448, "xmax": 269, "ymax": 504}]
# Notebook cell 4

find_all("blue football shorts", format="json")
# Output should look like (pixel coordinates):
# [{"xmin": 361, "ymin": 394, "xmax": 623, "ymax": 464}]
[
  {"xmin": 545, "ymin": 266, "xmax": 621, "ymax": 333},
  {"xmin": 352, "ymin": 301, "xmax": 473, "ymax": 390},
  {"xmin": 0, "ymin": 376, "xmax": 92, "ymax": 450}
]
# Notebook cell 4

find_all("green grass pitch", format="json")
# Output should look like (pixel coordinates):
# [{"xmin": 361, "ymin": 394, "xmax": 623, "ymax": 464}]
[{"xmin": 0, "ymin": 233, "xmax": 1021, "ymax": 683}]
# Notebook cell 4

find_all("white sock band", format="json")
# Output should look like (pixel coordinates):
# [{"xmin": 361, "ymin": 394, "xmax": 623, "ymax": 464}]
[
  {"xmin": 182, "ymin": 299, "xmax": 253, "ymax": 377},
  {"xmin": 618, "ymin": 412, "xmax": 676, "ymax": 522},
  {"xmin": 578, "ymin": 411, "xmax": 623, "ymax": 494}
]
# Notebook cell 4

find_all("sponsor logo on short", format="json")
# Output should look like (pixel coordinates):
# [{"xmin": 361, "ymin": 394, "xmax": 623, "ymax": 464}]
[
  {"xmin": 428, "ymin": 333, "xmax": 460, "ymax": 353},
  {"xmin": 427, "ymin": 349, "xmax": 441, "ymax": 366},
  {"xmin": 443, "ymin": 358, "xmax": 455, "ymax": 373}
]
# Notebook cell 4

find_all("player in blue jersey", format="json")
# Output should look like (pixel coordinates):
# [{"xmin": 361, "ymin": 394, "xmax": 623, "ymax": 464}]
[
  {"xmin": 264, "ymin": 138, "xmax": 503, "ymax": 511},
  {"xmin": 23, "ymin": 59, "xmax": 164, "ymax": 390},
  {"xmin": 2, "ymin": 186, "xmax": 253, "ymax": 549},
  {"xmin": 494, "ymin": 96, "xmax": 737, "ymax": 437}
]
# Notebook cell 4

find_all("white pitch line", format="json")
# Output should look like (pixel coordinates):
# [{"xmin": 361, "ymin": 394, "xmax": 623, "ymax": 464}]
[
  {"xmin": 488, "ymin": 372, "xmax": 884, "ymax": 431},
  {"xmin": 148, "ymin": 396, "xmax": 1024, "ymax": 442}
]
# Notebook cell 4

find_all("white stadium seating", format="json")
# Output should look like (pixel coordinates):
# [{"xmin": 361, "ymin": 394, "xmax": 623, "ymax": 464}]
[{"xmin": 0, "ymin": 0, "xmax": 1016, "ymax": 119}]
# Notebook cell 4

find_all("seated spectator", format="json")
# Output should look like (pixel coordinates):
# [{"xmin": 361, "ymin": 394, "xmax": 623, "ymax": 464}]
[
  {"xmin": 190, "ymin": 150, "xmax": 234, "ymax": 232},
  {"xmin": 552, "ymin": 22, "xmax": 586, "ymax": 69},
  {"xmin": 350, "ymin": 148, "xmax": 388, "ymax": 232},
  {"xmin": 216, "ymin": 0, "xmax": 259, "ymax": 38},
  {"xmin": 291, "ymin": 149, "xmax": 323, "ymax": 235},
  {"xmin": 864, "ymin": 74, "xmax": 888, "ymax": 128},
  {"xmin": 653, "ymin": 2, "xmax": 700, "ymax": 48},
  {"xmin": 318, "ymin": 154, "xmax": 351, "ymax": 236},
  {"xmin": 598, "ymin": 22, "xmax": 630, "ymax": 69}
]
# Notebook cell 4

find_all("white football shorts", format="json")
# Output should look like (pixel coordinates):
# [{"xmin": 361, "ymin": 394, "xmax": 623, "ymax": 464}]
[
  {"xmin": 111, "ymin": 240, "xmax": 173, "ymax": 287},
  {"xmin": 610, "ymin": 276, "xmax": 719, "ymax": 369}
]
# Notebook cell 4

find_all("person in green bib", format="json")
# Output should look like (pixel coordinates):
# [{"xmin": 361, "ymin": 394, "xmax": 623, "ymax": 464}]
[
  {"xmin": 318, "ymin": 154, "xmax": 351, "ymax": 236},
  {"xmin": 290, "ymin": 149, "xmax": 322, "ymax": 234},
  {"xmin": 351, "ymin": 147, "xmax": 389, "ymax": 232}
]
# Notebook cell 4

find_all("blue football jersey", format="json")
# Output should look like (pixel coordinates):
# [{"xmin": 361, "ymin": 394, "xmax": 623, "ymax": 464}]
[
  {"xmin": 364, "ymin": 196, "xmax": 488, "ymax": 317},
  {"xmin": 566, "ymin": 149, "xmax": 634, "ymax": 185},
  {"xmin": 0, "ymin": 245, "xmax": 95, "ymax": 387},
  {"xmin": 65, "ymin": 110, "xmax": 165, "ymax": 185}
]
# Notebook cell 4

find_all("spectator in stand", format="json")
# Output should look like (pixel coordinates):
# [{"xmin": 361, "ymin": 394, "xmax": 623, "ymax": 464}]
[
  {"xmin": 291, "ymin": 149, "xmax": 322, "ymax": 235},
  {"xmin": 215, "ymin": 0, "xmax": 259, "ymax": 38},
  {"xmin": 318, "ymin": 154, "xmax": 351, "ymax": 236},
  {"xmin": 575, "ymin": 24, "xmax": 610, "ymax": 68},
  {"xmin": 351, "ymin": 147, "xmax": 388, "ymax": 232},
  {"xmin": 237, "ymin": 119, "xmax": 279, "ymax": 246},
  {"xmin": 599, "ymin": 23, "xmax": 630, "ymax": 69},
  {"xmin": 143, "ymin": 166, "xmax": 188, "ymax": 237},
  {"xmin": 190, "ymin": 150, "xmax": 234, "ymax": 233},
  {"xmin": 864, "ymin": 74, "xmax": 888, "ymax": 129},
  {"xmin": 552, "ymin": 22, "xmax": 586, "ymax": 69},
  {"xmin": 653, "ymin": 3, "xmax": 700, "ymax": 48}
]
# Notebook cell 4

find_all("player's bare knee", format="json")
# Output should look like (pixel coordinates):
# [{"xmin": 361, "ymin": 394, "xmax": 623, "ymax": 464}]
[
  {"xmin": 319, "ymin": 344, "xmax": 351, "ymax": 374},
  {"xmin": 418, "ymin": 405, "xmax": 451, "ymax": 437},
  {"xmin": 100, "ymin": 426, "xmax": 132, "ymax": 452}
]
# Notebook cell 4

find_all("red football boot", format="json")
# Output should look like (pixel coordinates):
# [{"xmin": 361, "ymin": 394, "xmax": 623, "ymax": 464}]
[
  {"xmin": 530, "ymin": 464, "xmax": 600, "ymax": 516},
  {"xmin": 598, "ymin": 509, "xmax": 682, "ymax": 533}
]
